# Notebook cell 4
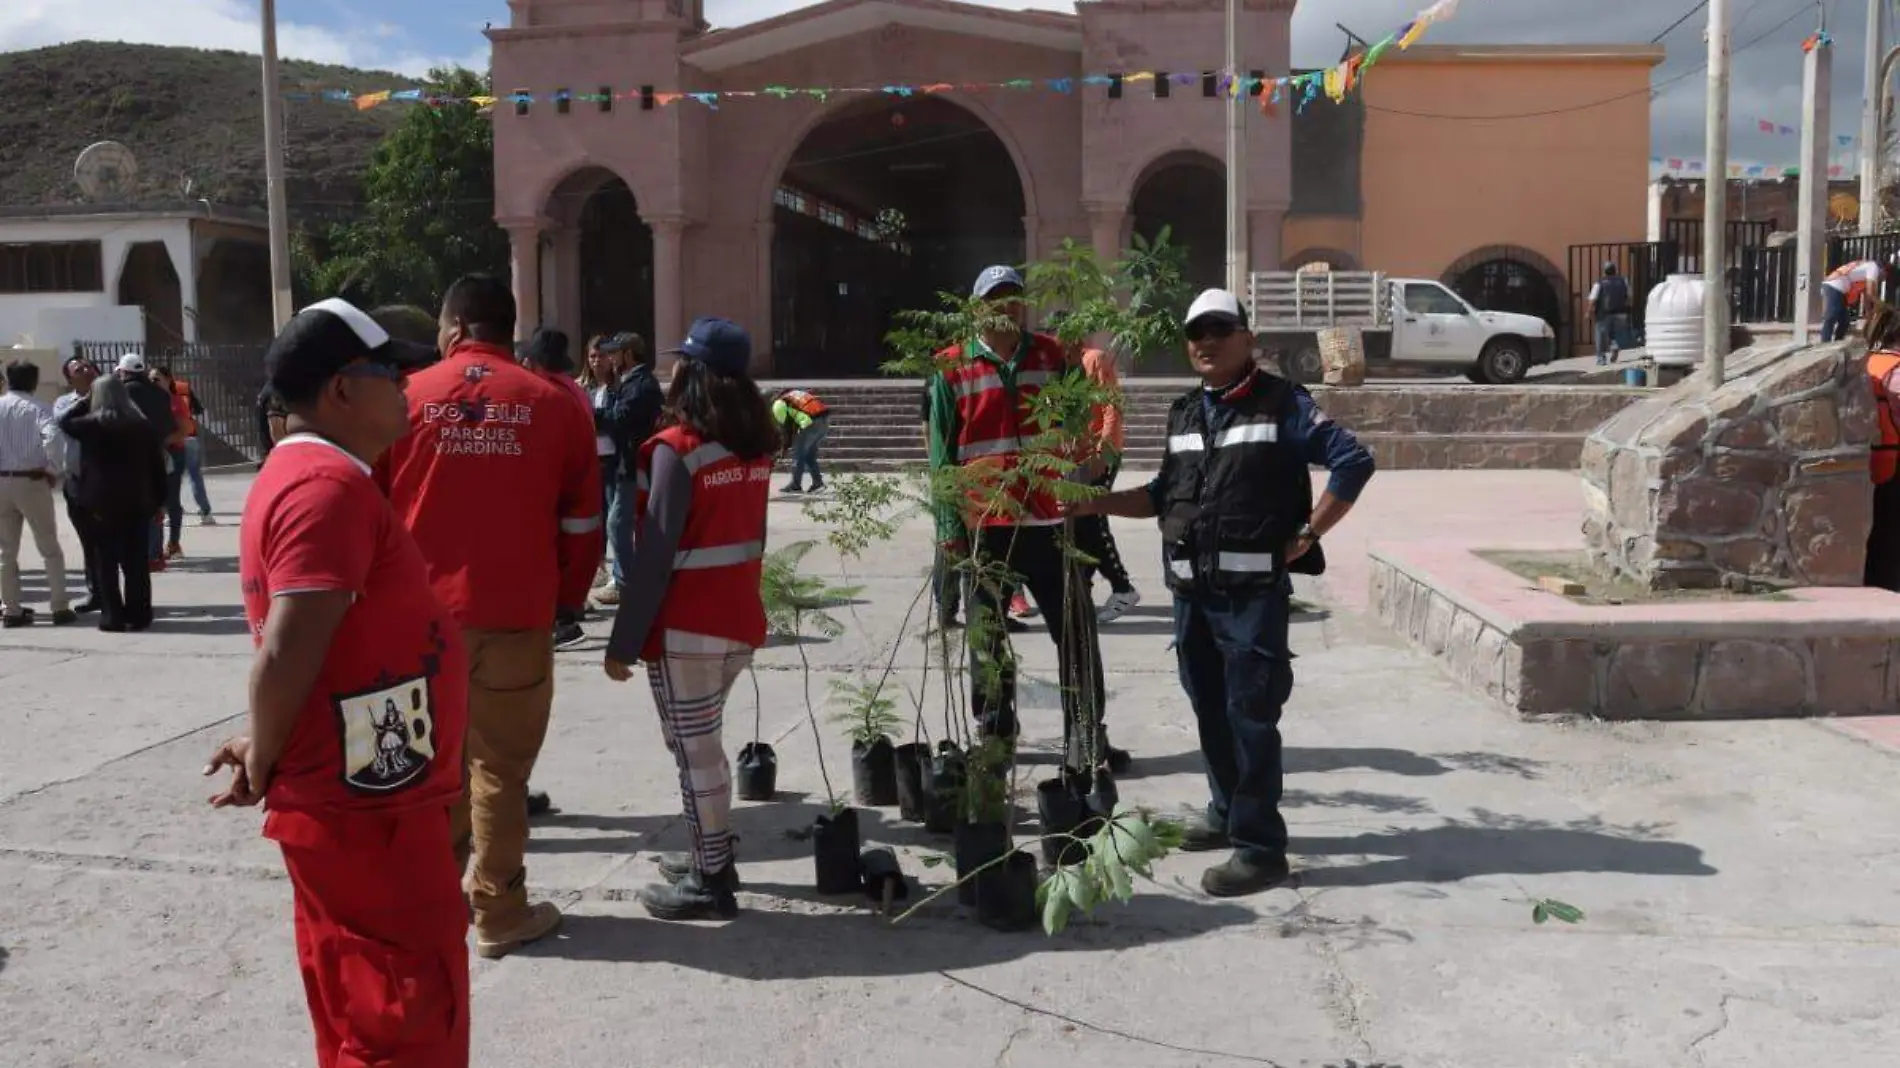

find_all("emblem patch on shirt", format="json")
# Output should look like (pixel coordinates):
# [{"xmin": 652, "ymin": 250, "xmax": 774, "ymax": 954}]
[{"xmin": 332, "ymin": 676, "xmax": 437, "ymax": 794}]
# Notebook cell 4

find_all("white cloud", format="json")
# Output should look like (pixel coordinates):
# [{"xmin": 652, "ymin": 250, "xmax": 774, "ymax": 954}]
[{"xmin": 0, "ymin": 0, "xmax": 482, "ymax": 76}]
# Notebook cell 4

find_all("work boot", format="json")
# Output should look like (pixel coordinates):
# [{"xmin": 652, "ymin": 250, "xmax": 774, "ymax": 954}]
[
  {"xmin": 640, "ymin": 865, "xmax": 740, "ymax": 921},
  {"xmin": 475, "ymin": 901, "xmax": 564, "ymax": 959},
  {"xmin": 51, "ymin": 610, "xmax": 77, "ymax": 626},
  {"xmin": 526, "ymin": 790, "xmax": 554, "ymax": 817},
  {"xmin": 1, "ymin": 609, "xmax": 33, "ymax": 629},
  {"xmin": 1200, "ymin": 852, "xmax": 1294, "ymax": 898},
  {"xmin": 591, "ymin": 585, "xmax": 621, "ymax": 607},
  {"xmin": 655, "ymin": 850, "xmax": 744, "ymax": 888},
  {"xmin": 1178, "ymin": 820, "xmax": 1231, "ymax": 853}
]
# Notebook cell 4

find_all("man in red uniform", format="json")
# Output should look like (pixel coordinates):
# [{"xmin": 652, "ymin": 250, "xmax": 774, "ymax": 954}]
[
  {"xmin": 376, "ymin": 274, "xmax": 602, "ymax": 958},
  {"xmin": 206, "ymin": 297, "xmax": 468, "ymax": 1067}
]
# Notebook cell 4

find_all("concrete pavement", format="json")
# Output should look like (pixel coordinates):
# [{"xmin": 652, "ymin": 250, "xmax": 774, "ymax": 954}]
[{"xmin": 0, "ymin": 468, "xmax": 1897, "ymax": 1067}]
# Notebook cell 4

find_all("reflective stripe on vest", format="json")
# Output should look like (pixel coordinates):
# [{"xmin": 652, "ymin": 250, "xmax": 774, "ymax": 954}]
[
  {"xmin": 1218, "ymin": 551, "xmax": 1278, "ymax": 573},
  {"xmin": 957, "ymin": 436, "xmax": 1020, "ymax": 462},
  {"xmin": 954, "ymin": 372, "xmax": 1005, "ymax": 399},
  {"xmin": 676, "ymin": 540, "xmax": 765, "ymax": 569},
  {"xmin": 1168, "ymin": 422, "xmax": 1279, "ymax": 454}
]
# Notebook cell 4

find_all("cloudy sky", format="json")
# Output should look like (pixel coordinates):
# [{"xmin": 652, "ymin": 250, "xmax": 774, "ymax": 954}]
[{"xmin": 0, "ymin": 0, "xmax": 1883, "ymax": 161}]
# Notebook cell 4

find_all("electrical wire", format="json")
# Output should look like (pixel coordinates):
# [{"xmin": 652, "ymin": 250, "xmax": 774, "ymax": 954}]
[
  {"xmin": 1364, "ymin": 0, "xmax": 1817, "ymax": 122},
  {"xmin": 1652, "ymin": 0, "xmax": 1713, "ymax": 43}
]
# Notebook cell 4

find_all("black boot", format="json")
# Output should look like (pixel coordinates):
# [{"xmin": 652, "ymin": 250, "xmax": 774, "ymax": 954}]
[
  {"xmin": 1178, "ymin": 820, "xmax": 1231, "ymax": 853},
  {"xmin": 1200, "ymin": 852, "xmax": 1293, "ymax": 897},
  {"xmin": 640, "ymin": 865, "xmax": 740, "ymax": 921},
  {"xmin": 655, "ymin": 849, "xmax": 743, "ymax": 888},
  {"xmin": 526, "ymin": 790, "xmax": 554, "ymax": 817}
]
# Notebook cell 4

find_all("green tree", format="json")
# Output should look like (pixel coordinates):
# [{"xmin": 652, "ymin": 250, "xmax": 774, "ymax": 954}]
[{"xmin": 297, "ymin": 67, "xmax": 507, "ymax": 311}]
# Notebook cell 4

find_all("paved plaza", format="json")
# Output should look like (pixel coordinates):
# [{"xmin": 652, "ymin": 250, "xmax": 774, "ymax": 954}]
[{"xmin": 1, "ymin": 468, "xmax": 1897, "ymax": 1067}]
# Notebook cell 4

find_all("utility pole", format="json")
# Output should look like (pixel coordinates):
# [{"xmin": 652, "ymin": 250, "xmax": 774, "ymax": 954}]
[
  {"xmin": 1862, "ymin": 0, "xmax": 1885, "ymax": 234},
  {"xmin": 260, "ymin": 0, "xmax": 295, "ymax": 330},
  {"xmin": 1223, "ymin": 0, "xmax": 1246, "ymax": 299},
  {"xmin": 1796, "ymin": 27, "xmax": 1834, "ymax": 342},
  {"xmin": 1704, "ymin": 0, "xmax": 1731, "ymax": 382}
]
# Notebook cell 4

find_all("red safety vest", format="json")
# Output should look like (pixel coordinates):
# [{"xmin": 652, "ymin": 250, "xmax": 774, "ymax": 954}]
[
  {"xmin": 935, "ymin": 333, "xmax": 1068, "ymax": 528},
  {"xmin": 782, "ymin": 389, "xmax": 828, "ymax": 418},
  {"xmin": 634, "ymin": 424, "xmax": 773, "ymax": 661},
  {"xmin": 1869, "ymin": 350, "xmax": 1900, "ymax": 485}
]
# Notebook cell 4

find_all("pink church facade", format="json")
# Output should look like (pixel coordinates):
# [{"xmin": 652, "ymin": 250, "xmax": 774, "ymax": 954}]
[{"xmin": 488, "ymin": 0, "xmax": 1659, "ymax": 373}]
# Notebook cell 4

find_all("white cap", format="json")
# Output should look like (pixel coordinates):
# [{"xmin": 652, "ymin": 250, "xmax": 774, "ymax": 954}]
[
  {"xmin": 1184, "ymin": 289, "xmax": 1248, "ymax": 327},
  {"xmin": 116, "ymin": 352, "xmax": 147, "ymax": 373}
]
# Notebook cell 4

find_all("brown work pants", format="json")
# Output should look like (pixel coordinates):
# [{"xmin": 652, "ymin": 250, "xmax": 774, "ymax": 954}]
[{"xmin": 450, "ymin": 627, "xmax": 554, "ymax": 938}]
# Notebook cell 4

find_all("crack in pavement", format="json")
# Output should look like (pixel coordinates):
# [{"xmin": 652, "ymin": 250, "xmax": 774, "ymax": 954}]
[
  {"xmin": 1299, "ymin": 888, "xmax": 1381, "ymax": 1063},
  {"xmin": 991, "ymin": 1023, "xmax": 1030, "ymax": 1067},
  {"xmin": 0, "ymin": 709, "xmax": 247, "ymax": 808},
  {"xmin": 1686, "ymin": 992, "xmax": 1744, "ymax": 1063}
]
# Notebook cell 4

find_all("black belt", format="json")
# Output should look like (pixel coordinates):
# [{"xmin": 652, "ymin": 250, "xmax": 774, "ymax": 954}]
[{"xmin": 0, "ymin": 470, "xmax": 47, "ymax": 479}]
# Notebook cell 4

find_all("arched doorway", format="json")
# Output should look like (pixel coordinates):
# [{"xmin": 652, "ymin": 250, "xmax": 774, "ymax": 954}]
[
  {"xmin": 548, "ymin": 168, "xmax": 654, "ymax": 349},
  {"xmin": 1283, "ymin": 248, "xmax": 1359, "ymax": 271},
  {"xmin": 770, "ymin": 96, "xmax": 1027, "ymax": 377},
  {"xmin": 1130, "ymin": 151, "xmax": 1225, "ymax": 293},
  {"xmin": 118, "ymin": 242, "xmax": 184, "ymax": 350},
  {"xmin": 1443, "ymin": 245, "xmax": 1565, "ymax": 341}
]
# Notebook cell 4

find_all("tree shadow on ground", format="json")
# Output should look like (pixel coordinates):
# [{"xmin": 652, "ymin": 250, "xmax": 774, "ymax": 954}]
[
  {"xmin": 527, "ymin": 794, "xmax": 955, "ymax": 861},
  {"xmin": 0, "ymin": 946, "xmax": 8, "ymax": 976},
  {"xmin": 537, "ymin": 892, "xmax": 1259, "ymax": 977},
  {"xmin": 1295, "ymin": 810, "xmax": 1713, "ymax": 888}
]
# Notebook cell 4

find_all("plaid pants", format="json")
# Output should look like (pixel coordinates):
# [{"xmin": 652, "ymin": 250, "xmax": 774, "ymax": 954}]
[{"xmin": 646, "ymin": 630, "xmax": 753, "ymax": 874}]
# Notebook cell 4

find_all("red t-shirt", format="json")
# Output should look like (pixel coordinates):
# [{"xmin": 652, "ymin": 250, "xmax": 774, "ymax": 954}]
[
  {"xmin": 240, "ymin": 435, "xmax": 468, "ymax": 821},
  {"xmin": 376, "ymin": 342, "xmax": 603, "ymax": 631}
]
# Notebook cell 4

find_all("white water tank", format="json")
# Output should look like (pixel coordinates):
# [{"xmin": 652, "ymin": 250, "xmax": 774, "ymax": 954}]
[{"xmin": 1645, "ymin": 274, "xmax": 1708, "ymax": 369}]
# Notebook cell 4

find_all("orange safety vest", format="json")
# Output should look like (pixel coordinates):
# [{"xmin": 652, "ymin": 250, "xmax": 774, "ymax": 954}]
[
  {"xmin": 782, "ymin": 389, "xmax": 828, "ymax": 418},
  {"xmin": 633, "ymin": 424, "xmax": 772, "ymax": 661},
  {"xmin": 1870, "ymin": 350, "xmax": 1900, "ymax": 485},
  {"xmin": 934, "ymin": 332, "xmax": 1067, "ymax": 528}
]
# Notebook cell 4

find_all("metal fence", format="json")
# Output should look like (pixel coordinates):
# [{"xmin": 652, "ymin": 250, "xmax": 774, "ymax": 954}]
[
  {"xmin": 73, "ymin": 341, "xmax": 267, "ymax": 465},
  {"xmin": 1566, "ymin": 241, "xmax": 1682, "ymax": 353},
  {"xmin": 1663, "ymin": 219, "xmax": 1776, "ymax": 270}
]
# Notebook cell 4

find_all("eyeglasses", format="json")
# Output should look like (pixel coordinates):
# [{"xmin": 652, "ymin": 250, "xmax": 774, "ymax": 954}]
[{"xmin": 1185, "ymin": 317, "xmax": 1241, "ymax": 342}]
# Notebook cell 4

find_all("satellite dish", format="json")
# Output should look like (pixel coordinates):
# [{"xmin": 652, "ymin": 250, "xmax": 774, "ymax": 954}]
[{"xmin": 74, "ymin": 141, "xmax": 139, "ymax": 202}]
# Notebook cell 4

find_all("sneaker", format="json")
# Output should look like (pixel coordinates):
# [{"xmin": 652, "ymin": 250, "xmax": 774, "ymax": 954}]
[
  {"xmin": 553, "ymin": 621, "xmax": 587, "ymax": 650},
  {"xmin": 591, "ymin": 585, "xmax": 621, "ymax": 607},
  {"xmin": 1097, "ymin": 588, "xmax": 1141, "ymax": 623},
  {"xmin": 51, "ymin": 610, "xmax": 77, "ymax": 626},
  {"xmin": 640, "ymin": 865, "xmax": 740, "ymax": 921},
  {"xmin": 781, "ymin": 483, "xmax": 804, "ymax": 495},
  {"xmin": 1200, "ymin": 852, "xmax": 1294, "ymax": 897},
  {"xmin": 475, "ymin": 901, "xmax": 564, "ymax": 959},
  {"xmin": 198, "ymin": 514, "xmax": 217, "ymax": 527},
  {"xmin": 526, "ymin": 790, "xmax": 554, "ymax": 817},
  {"xmin": 1008, "ymin": 593, "xmax": 1038, "ymax": 619},
  {"xmin": 808, "ymin": 480, "xmax": 826, "ymax": 494},
  {"xmin": 1, "ymin": 609, "xmax": 33, "ymax": 629},
  {"xmin": 73, "ymin": 600, "xmax": 100, "ymax": 615},
  {"xmin": 166, "ymin": 542, "xmax": 183, "ymax": 559},
  {"xmin": 1178, "ymin": 821, "xmax": 1231, "ymax": 853}
]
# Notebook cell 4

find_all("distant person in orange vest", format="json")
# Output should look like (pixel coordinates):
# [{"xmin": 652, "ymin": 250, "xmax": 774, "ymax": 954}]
[
  {"xmin": 771, "ymin": 387, "xmax": 830, "ymax": 494},
  {"xmin": 1862, "ymin": 303, "xmax": 1900, "ymax": 591},
  {"xmin": 603, "ymin": 317, "xmax": 777, "ymax": 921},
  {"xmin": 152, "ymin": 365, "xmax": 214, "ymax": 528},
  {"xmin": 1823, "ymin": 259, "xmax": 1884, "ymax": 342},
  {"xmin": 1047, "ymin": 311, "xmax": 1142, "ymax": 624}
]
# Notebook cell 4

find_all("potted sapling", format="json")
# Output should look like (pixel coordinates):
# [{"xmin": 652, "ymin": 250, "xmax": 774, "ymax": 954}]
[{"xmin": 830, "ymin": 677, "xmax": 902, "ymax": 806}]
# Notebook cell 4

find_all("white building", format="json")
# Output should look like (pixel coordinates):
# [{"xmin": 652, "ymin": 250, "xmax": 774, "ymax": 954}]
[{"xmin": 0, "ymin": 205, "xmax": 273, "ymax": 358}]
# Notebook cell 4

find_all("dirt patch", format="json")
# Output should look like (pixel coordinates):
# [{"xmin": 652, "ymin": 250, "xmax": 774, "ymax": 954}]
[{"xmin": 1476, "ymin": 550, "xmax": 1794, "ymax": 606}]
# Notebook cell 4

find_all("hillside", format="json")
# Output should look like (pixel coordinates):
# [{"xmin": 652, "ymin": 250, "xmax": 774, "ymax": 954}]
[{"xmin": 0, "ymin": 42, "xmax": 427, "ymax": 217}]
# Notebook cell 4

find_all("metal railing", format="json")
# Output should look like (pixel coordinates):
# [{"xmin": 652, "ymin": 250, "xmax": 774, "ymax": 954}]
[
  {"xmin": 72, "ymin": 340, "xmax": 268, "ymax": 465},
  {"xmin": 1566, "ymin": 241, "xmax": 1682, "ymax": 354}
]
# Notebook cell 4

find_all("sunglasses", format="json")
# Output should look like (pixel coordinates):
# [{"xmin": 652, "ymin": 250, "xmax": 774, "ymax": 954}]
[{"xmin": 1185, "ymin": 317, "xmax": 1241, "ymax": 343}]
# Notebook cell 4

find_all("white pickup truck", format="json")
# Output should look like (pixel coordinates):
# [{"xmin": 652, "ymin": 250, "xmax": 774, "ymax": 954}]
[{"xmin": 1245, "ymin": 270, "xmax": 1558, "ymax": 384}]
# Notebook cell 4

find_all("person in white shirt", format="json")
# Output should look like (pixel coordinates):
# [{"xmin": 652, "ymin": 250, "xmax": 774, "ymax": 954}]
[
  {"xmin": 46, "ymin": 357, "xmax": 100, "ymax": 614},
  {"xmin": 0, "ymin": 360, "xmax": 73, "ymax": 627},
  {"xmin": 1822, "ymin": 260, "xmax": 1884, "ymax": 342}
]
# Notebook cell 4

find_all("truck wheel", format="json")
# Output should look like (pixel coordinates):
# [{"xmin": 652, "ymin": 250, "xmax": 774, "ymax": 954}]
[
  {"xmin": 1464, "ymin": 363, "xmax": 1490, "ymax": 384},
  {"xmin": 1479, "ymin": 339, "xmax": 1530, "ymax": 385},
  {"xmin": 1289, "ymin": 347, "xmax": 1324, "ymax": 384}
]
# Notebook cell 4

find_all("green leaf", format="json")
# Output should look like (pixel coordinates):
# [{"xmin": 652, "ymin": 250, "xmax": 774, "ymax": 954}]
[
  {"xmin": 1532, "ymin": 903, "xmax": 1549, "ymax": 924},
  {"xmin": 920, "ymin": 853, "xmax": 949, "ymax": 869},
  {"xmin": 1062, "ymin": 865, "xmax": 1099, "ymax": 914},
  {"xmin": 1042, "ymin": 877, "xmax": 1074, "ymax": 935}
]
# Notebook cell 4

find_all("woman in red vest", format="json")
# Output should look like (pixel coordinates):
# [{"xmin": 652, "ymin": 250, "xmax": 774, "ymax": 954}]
[{"xmin": 603, "ymin": 317, "xmax": 777, "ymax": 921}]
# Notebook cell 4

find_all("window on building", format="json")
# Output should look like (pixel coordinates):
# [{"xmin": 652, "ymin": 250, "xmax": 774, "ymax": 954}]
[{"xmin": 0, "ymin": 242, "xmax": 106, "ymax": 294}]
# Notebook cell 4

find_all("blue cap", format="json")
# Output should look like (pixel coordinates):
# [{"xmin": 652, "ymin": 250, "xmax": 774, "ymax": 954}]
[
  {"xmin": 972, "ymin": 265, "xmax": 1025, "ymax": 299},
  {"xmin": 674, "ymin": 316, "xmax": 752, "ymax": 376}
]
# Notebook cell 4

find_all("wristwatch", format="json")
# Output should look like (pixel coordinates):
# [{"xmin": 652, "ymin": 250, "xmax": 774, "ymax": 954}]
[{"xmin": 1296, "ymin": 522, "xmax": 1319, "ymax": 541}]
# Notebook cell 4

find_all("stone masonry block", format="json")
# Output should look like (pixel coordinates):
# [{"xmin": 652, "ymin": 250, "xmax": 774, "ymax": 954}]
[
  {"xmin": 1516, "ymin": 639, "xmax": 1599, "ymax": 718},
  {"xmin": 1423, "ymin": 591, "xmax": 1455, "ymax": 656},
  {"xmin": 1773, "ymin": 398, "xmax": 1842, "ymax": 452},
  {"xmin": 1812, "ymin": 637, "xmax": 1891, "ymax": 716},
  {"xmin": 1603, "ymin": 642, "xmax": 1700, "ymax": 719},
  {"xmin": 1699, "ymin": 640, "xmax": 1809, "ymax": 717}
]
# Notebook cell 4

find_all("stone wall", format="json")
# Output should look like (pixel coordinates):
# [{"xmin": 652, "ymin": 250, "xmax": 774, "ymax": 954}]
[
  {"xmin": 1370, "ymin": 552, "xmax": 1900, "ymax": 720},
  {"xmin": 1581, "ymin": 341, "xmax": 1876, "ymax": 590}
]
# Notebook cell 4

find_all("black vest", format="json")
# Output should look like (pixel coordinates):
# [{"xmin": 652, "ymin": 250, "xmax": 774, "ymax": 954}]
[
  {"xmin": 1594, "ymin": 275, "xmax": 1630, "ymax": 315},
  {"xmin": 1156, "ymin": 371, "xmax": 1325, "ymax": 596}
]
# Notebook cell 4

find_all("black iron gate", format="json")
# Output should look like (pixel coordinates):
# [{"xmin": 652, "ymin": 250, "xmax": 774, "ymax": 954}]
[
  {"xmin": 73, "ymin": 340, "xmax": 267, "ymax": 465},
  {"xmin": 1566, "ymin": 241, "xmax": 1681, "ymax": 355}
]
